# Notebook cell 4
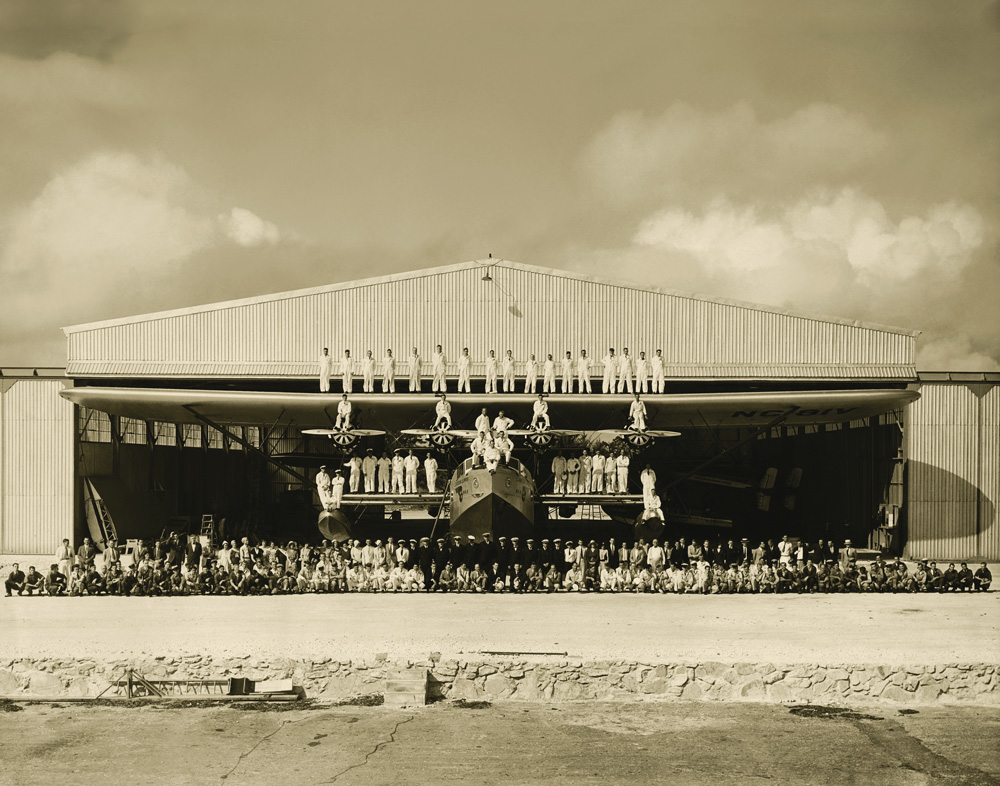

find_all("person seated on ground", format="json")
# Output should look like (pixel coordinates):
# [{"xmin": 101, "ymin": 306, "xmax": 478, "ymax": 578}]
[
  {"xmin": 799, "ymin": 559, "xmax": 819, "ymax": 593},
  {"xmin": 492, "ymin": 561, "xmax": 507, "ymax": 593},
  {"xmin": 121, "ymin": 564, "xmax": 139, "ymax": 596},
  {"xmin": 231, "ymin": 566, "xmax": 252, "ymax": 595},
  {"xmin": 195, "ymin": 563, "xmax": 215, "ymax": 595},
  {"xmin": 530, "ymin": 394, "xmax": 550, "ymax": 431},
  {"xmin": 168, "ymin": 565, "xmax": 187, "ymax": 595},
  {"xmin": 455, "ymin": 562, "xmax": 471, "ymax": 592},
  {"xmin": 599, "ymin": 562, "xmax": 617, "ymax": 592},
  {"xmin": 942, "ymin": 562, "xmax": 959, "ymax": 591},
  {"xmin": 856, "ymin": 566, "xmax": 874, "ymax": 592},
  {"xmin": 952, "ymin": 562, "xmax": 972, "ymax": 591},
  {"xmin": 5, "ymin": 563, "xmax": 26, "ymax": 596},
  {"xmin": 404, "ymin": 565, "xmax": 424, "ymax": 592},
  {"xmin": 45, "ymin": 563, "xmax": 68, "ymax": 595},
  {"xmin": 563, "ymin": 563, "xmax": 584, "ymax": 592},
  {"xmin": 776, "ymin": 561, "xmax": 798, "ymax": 593},
  {"xmin": 509, "ymin": 562, "xmax": 526, "ymax": 593},
  {"xmin": 470, "ymin": 563, "xmax": 487, "ymax": 593},
  {"xmin": 435, "ymin": 562, "xmax": 457, "ymax": 592},
  {"xmin": 310, "ymin": 564, "xmax": 329, "ymax": 593},
  {"xmin": 974, "ymin": 562, "xmax": 992, "ymax": 591},
  {"xmin": 542, "ymin": 563, "xmax": 560, "ymax": 592},
  {"xmin": 386, "ymin": 563, "xmax": 405, "ymax": 592},
  {"xmin": 525, "ymin": 562, "xmax": 543, "ymax": 592},
  {"xmin": 84, "ymin": 564, "xmax": 106, "ymax": 595},
  {"xmin": 23, "ymin": 566, "xmax": 43, "ymax": 595},
  {"xmin": 927, "ymin": 561, "xmax": 944, "ymax": 591}
]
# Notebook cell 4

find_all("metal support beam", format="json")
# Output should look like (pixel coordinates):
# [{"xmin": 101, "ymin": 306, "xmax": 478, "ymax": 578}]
[{"xmin": 182, "ymin": 405, "xmax": 312, "ymax": 485}]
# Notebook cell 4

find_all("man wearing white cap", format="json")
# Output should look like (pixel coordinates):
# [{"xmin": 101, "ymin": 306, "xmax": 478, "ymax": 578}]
[
  {"xmin": 315, "ymin": 465, "xmax": 333, "ymax": 509},
  {"xmin": 330, "ymin": 470, "xmax": 346, "ymax": 510}
]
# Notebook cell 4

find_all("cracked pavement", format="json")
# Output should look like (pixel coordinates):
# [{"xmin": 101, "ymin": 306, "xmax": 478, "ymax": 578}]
[{"xmin": 2, "ymin": 702, "xmax": 998, "ymax": 785}]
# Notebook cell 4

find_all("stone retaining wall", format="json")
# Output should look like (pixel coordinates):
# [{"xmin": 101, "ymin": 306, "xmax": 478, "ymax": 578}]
[{"xmin": 1, "ymin": 656, "xmax": 997, "ymax": 705}]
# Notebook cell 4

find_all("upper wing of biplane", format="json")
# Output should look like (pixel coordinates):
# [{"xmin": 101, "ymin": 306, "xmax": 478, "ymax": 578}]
[
  {"xmin": 591, "ymin": 428, "xmax": 683, "ymax": 447},
  {"xmin": 301, "ymin": 427, "xmax": 385, "ymax": 447}
]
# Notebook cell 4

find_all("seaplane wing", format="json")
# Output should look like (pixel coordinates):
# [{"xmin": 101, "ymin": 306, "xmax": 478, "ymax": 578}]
[
  {"xmin": 591, "ymin": 428, "xmax": 683, "ymax": 447},
  {"xmin": 301, "ymin": 427, "xmax": 385, "ymax": 447},
  {"xmin": 399, "ymin": 428, "xmax": 479, "ymax": 446},
  {"xmin": 60, "ymin": 387, "xmax": 920, "ymax": 431}
]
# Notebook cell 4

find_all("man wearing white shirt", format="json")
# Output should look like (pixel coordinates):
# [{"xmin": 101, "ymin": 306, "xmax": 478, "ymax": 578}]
[
  {"xmin": 604, "ymin": 451, "xmax": 617, "ymax": 493},
  {"xmin": 566, "ymin": 454, "xmax": 581, "ymax": 493},
  {"xmin": 602, "ymin": 348, "xmax": 616, "ymax": 394},
  {"xmin": 343, "ymin": 453, "xmax": 362, "ymax": 492},
  {"xmin": 403, "ymin": 450, "xmax": 420, "ymax": 494},
  {"xmin": 376, "ymin": 452, "xmax": 392, "ymax": 493},
  {"xmin": 431, "ymin": 345, "xmax": 447, "ymax": 393},
  {"xmin": 315, "ymin": 465, "xmax": 333, "ymax": 508},
  {"xmin": 434, "ymin": 394, "xmax": 452, "ymax": 430},
  {"xmin": 524, "ymin": 354, "xmax": 538, "ymax": 393},
  {"xmin": 577, "ymin": 349, "xmax": 592, "ymax": 393},
  {"xmin": 408, "ymin": 347, "xmax": 422, "ymax": 392},
  {"xmin": 391, "ymin": 451, "xmax": 406, "ymax": 494},
  {"xmin": 530, "ymin": 395, "xmax": 550, "ymax": 430},
  {"xmin": 492, "ymin": 410, "xmax": 514, "ymax": 434},
  {"xmin": 381, "ymin": 349, "xmax": 395, "ymax": 393},
  {"xmin": 580, "ymin": 449, "xmax": 593, "ymax": 493},
  {"xmin": 635, "ymin": 351, "xmax": 649, "ymax": 394},
  {"xmin": 542, "ymin": 353, "xmax": 556, "ymax": 393},
  {"xmin": 361, "ymin": 350, "xmax": 376, "ymax": 393},
  {"xmin": 330, "ymin": 470, "xmax": 346, "ymax": 509},
  {"xmin": 424, "ymin": 453, "xmax": 439, "ymax": 493},
  {"xmin": 551, "ymin": 453, "xmax": 568, "ymax": 494},
  {"xmin": 591, "ymin": 451, "xmax": 605, "ymax": 493},
  {"xmin": 502, "ymin": 349, "xmax": 516, "ymax": 392},
  {"xmin": 470, "ymin": 431, "xmax": 488, "ymax": 467},
  {"xmin": 560, "ymin": 352, "xmax": 574, "ymax": 393},
  {"xmin": 474, "ymin": 408, "xmax": 490, "ymax": 434},
  {"xmin": 651, "ymin": 349, "xmax": 665, "ymax": 394},
  {"xmin": 334, "ymin": 394, "xmax": 352, "ymax": 430},
  {"xmin": 362, "ymin": 449, "xmax": 378, "ymax": 493},
  {"xmin": 615, "ymin": 451, "xmax": 631, "ymax": 494},
  {"xmin": 495, "ymin": 432, "xmax": 513, "ymax": 465},
  {"xmin": 484, "ymin": 350, "xmax": 498, "ymax": 393},
  {"xmin": 640, "ymin": 463, "xmax": 657, "ymax": 506},
  {"xmin": 458, "ymin": 348, "xmax": 472, "ymax": 393},
  {"xmin": 629, "ymin": 393, "xmax": 647, "ymax": 431},
  {"xmin": 319, "ymin": 347, "xmax": 334, "ymax": 393},
  {"xmin": 617, "ymin": 347, "xmax": 634, "ymax": 394},
  {"xmin": 340, "ymin": 349, "xmax": 353, "ymax": 392}
]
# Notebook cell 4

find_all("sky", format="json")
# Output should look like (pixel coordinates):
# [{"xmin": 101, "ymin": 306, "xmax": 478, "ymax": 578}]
[{"xmin": 0, "ymin": 0, "xmax": 997, "ymax": 369}]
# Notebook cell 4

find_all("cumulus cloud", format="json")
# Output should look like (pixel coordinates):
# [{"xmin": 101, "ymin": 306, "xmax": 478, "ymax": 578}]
[
  {"xmin": 581, "ymin": 102, "xmax": 887, "ymax": 209},
  {"xmin": 0, "ymin": 151, "xmax": 285, "ymax": 361}
]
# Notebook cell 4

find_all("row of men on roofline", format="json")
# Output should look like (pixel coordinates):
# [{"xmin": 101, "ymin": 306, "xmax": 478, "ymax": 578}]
[
  {"xmin": 6, "ymin": 533, "xmax": 991, "ymax": 596},
  {"xmin": 319, "ymin": 345, "xmax": 671, "ymax": 394}
]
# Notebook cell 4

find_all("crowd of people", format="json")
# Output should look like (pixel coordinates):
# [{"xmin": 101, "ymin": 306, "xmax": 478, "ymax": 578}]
[
  {"xmin": 5, "ymin": 533, "xmax": 991, "ymax": 596},
  {"xmin": 319, "ymin": 345, "xmax": 671, "ymax": 395}
]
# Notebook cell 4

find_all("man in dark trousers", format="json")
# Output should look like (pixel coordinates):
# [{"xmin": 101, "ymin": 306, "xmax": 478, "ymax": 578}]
[
  {"xmin": 973, "ymin": 563, "xmax": 992, "ymax": 591},
  {"xmin": 5, "ymin": 563, "xmax": 26, "ymax": 596},
  {"xmin": 76, "ymin": 537, "xmax": 97, "ymax": 570}
]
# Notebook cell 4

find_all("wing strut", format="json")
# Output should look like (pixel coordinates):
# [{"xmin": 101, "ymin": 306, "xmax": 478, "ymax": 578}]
[
  {"xmin": 664, "ymin": 410, "xmax": 793, "ymax": 492},
  {"xmin": 182, "ymin": 405, "xmax": 313, "ymax": 485}
]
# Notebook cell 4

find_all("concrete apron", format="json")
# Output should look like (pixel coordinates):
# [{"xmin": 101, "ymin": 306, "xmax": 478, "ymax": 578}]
[{"xmin": 1, "ymin": 656, "xmax": 997, "ymax": 705}]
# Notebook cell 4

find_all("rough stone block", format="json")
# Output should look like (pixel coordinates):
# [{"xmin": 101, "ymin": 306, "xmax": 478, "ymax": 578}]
[
  {"xmin": 739, "ymin": 679, "xmax": 766, "ymax": 700},
  {"xmin": 640, "ymin": 679, "xmax": 669, "ymax": 695},
  {"xmin": 681, "ymin": 682, "xmax": 703, "ymax": 700},
  {"xmin": 767, "ymin": 683, "xmax": 792, "ymax": 702},
  {"xmin": 671, "ymin": 673, "xmax": 688, "ymax": 688},
  {"xmin": 449, "ymin": 677, "xmax": 483, "ymax": 701},
  {"xmin": 880, "ymin": 686, "xmax": 913, "ymax": 703},
  {"xmin": 484, "ymin": 673, "xmax": 514, "ymax": 698},
  {"xmin": 0, "ymin": 669, "xmax": 21, "ymax": 694},
  {"xmin": 736, "ymin": 663, "xmax": 755, "ymax": 676}
]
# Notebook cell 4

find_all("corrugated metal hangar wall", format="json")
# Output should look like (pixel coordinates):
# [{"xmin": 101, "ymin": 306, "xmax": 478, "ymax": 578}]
[
  {"xmin": 0, "ymin": 373, "xmax": 74, "ymax": 555},
  {"xmin": 906, "ymin": 375, "xmax": 999, "ymax": 561},
  {"xmin": 63, "ymin": 261, "xmax": 917, "ymax": 381}
]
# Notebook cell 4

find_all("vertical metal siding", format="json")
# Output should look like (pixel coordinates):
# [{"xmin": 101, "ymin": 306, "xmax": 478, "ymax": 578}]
[
  {"xmin": 906, "ymin": 382, "xmax": 998, "ymax": 561},
  {"xmin": 1, "ymin": 380, "xmax": 75, "ymax": 554},
  {"xmin": 65, "ymin": 264, "xmax": 916, "ymax": 378}
]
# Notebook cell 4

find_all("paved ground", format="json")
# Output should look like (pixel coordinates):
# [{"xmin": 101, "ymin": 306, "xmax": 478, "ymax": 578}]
[
  {"xmin": 3, "ymin": 592, "xmax": 998, "ymax": 664},
  {"xmin": 1, "ymin": 701, "xmax": 998, "ymax": 785}
]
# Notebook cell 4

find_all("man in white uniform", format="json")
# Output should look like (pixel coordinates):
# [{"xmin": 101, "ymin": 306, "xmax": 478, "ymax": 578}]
[
  {"xmin": 474, "ymin": 408, "xmax": 490, "ymax": 434},
  {"xmin": 640, "ymin": 463, "xmax": 657, "ymax": 506},
  {"xmin": 580, "ymin": 449, "xmax": 593, "ymax": 493},
  {"xmin": 651, "ymin": 349, "xmax": 665, "ymax": 394},
  {"xmin": 381, "ymin": 349, "xmax": 395, "ymax": 393},
  {"xmin": 502, "ymin": 350, "xmax": 516, "ymax": 392},
  {"xmin": 617, "ymin": 347, "xmax": 634, "ymax": 394},
  {"xmin": 591, "ymin": 451, "xmax": 605, "ymax": 493},
  {"xmin": 484, "ymin": 350, "xmax": 498, "ymax": 394},
  {"xmin": 403, "ymin": 450, "xmax": 420, "ymax": 494},
  {"xmin": 604, "ymin": 451, "xmax": 617, "ymax": 493},
  {"xmin": 434, "ymin": 395, "xmax": 452, "ymax": 430},
  {"xmin": 551, "ymin": 453, "xmax": 568, "ymax": 494},
  {"xmin": 495, "ymin": 432, "xmax": 513, "ymax": 465},
  {"xmin": 524, "ymin": 354, "xmax": 538, "ymax": 393},
  {"xmin": 361, "ymin": 350, "xmax": 376, "ymax": 393},
  {"xmin": 334, "ymin": 394, "xmax": 352, "ymax": 430},
  {"xmin": 391, "ymin": 451, "xmax": 406, "ymax": 494},
  {"xmin": 343, "ymin": 453, "xmax": 362, "ymax": 492},
  {"xmin": 408, "ymin": 347, "xmax": 421, "ymax": 392},
  {"xmin": 542, "ymin": 353, "xmax": 557, "ymax": 393},
  {"xmin": 340, "ymin": 350, "xmax": 353, "ymax": 393},
  {"xmin": 635, "ymin": 351, "xmax": 649, "ymax": 394},
  {"xmin": 362, "ymin": 449, "xmax": 378, "ymax": 493},
  {"xmin": 319, "ymin": 347, "xmax": 334, "ymax": 393},
  {"xmin": 55, "ymin": 538, "xmax": 74, "ymax": 579},
  {"xmin": 530, "ymin": 394, "xmax": 549, "ymax": 430},
  {"xmin": 615, "ymin": 451, "xmax": 631, "ymax": 494},
  {"xmin": 470, "ymin": 431, "xmax": 488, "ymax": 467},
  {"xmin": 458, "ymin": 348, "xmax": 472, "ymax": 393},
  {"xmin": 483, "ymin": 439, "xmax": 501, "ymax": 473},
  {"xmin": 492, "ymin": 410, "xmax": 514, "ymax": 434},
  {"xmin": 602, "ymin": 348, "xmax": 617, "ymax": 394},
  {"xmin": 560, "ymin": 352, "xmax": 574, "ymax": 393},
  {"xmin": 628, "ymin": 393, "xmax": 647, "ymax": 431},
  {"xmin": 643, "ymin": 494, "xmax": 664, "ymax": 523},
  {"xmin": 424, "ymin": 453, "xmax": 439, "ymax": 493},
  {"xmin": 577, "ymin": 349, "xmax": 592, "ymax": 393},
  {"xmin": 431, "ymin": 344, "xmax": 447, "ymax": 393},
  {"xmin": 376, "ymin": 452, "xmax": 392, "ymax": 493},
  {"xmin": 566, "ymin": 454, "xmax": 581, "ymax": 493},
  {"xmin": 330, "ymin": 470, "xmax": 346, "ymax": 509}
]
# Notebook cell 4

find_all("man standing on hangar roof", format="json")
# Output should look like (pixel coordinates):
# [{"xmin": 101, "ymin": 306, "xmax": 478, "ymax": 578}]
[{"xmin": 319, "ymin": 347, "xmax": 334, "ymax": 393}]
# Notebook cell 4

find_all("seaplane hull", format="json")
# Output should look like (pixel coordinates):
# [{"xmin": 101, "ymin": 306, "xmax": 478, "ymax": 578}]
[{"xmin": 448, "ymin": 464, "xmax": 535, "ymax": 541}]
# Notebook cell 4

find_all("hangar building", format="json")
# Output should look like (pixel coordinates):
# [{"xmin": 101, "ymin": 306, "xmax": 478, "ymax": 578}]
[{"xmin": 1, "ymin": 260, "xmax": 996, "ymax": 560}]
